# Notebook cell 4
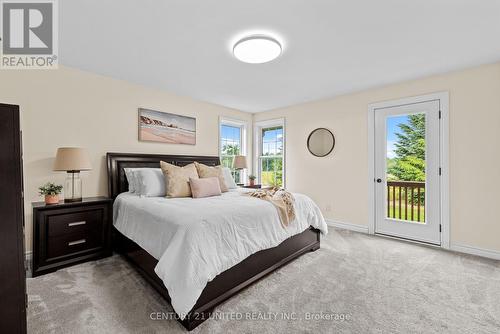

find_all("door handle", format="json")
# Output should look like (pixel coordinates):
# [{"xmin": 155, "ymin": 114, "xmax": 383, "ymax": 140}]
[{"xmin": 376, "ymin": 178, "xmax": 382, "ymax": 183}]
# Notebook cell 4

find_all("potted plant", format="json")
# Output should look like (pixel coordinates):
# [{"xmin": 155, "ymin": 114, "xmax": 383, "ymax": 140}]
[
  {"xmin": 39, "ymin": 182, "xmax": 63, "ymax": 205},
  {"xmin": 248, "ymin": 174, "xmax": 257, "ymax": 186}
]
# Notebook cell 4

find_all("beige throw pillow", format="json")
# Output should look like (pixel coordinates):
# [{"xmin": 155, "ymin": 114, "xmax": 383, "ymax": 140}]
[
  {"xmin": 189, "ymin": 177, "xmax": 222, "ymax": 198},
  {"xmin": 194, "ymin": 162, "xmax": 228, "ymax": 192},
  {"xmin": 160, "ymin": 161, "xmax": 199, "ymax": 198}
]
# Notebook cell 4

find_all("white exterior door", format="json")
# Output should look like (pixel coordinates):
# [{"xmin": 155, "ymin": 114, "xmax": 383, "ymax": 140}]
[{"xmin": 374, "ymin": 100, "xmax": 441, "ymax": 245}]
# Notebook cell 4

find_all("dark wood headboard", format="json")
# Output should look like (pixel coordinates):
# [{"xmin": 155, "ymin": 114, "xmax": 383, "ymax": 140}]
[{"xmin": 106, "ymin": 152, "xmax": 220, "ymax": 199}]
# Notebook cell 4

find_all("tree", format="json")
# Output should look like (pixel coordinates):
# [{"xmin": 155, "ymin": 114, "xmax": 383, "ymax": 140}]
[
  {"xmin": 388, "ymin": 114, "xmax": 426, "ymax": 181},
  {"xmin": 394, "ymin": 114, "xmax": 425, "ymax": 160},
  {"xmin": 222, "ymin": 144, "xmax": 240, "ymax": 156}
]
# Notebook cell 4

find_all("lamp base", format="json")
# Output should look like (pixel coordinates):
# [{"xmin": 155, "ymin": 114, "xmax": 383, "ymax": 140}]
[{"xmin": 64, "ymin": 171, "xmax": 82, "ymax": 203}]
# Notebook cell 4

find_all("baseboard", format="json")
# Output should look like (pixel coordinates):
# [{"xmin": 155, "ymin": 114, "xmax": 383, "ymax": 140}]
[
  {"xmin": 325, "ymin": 219, "xmax": 369, "ymax": 234},
  {"xmin": 450, "ymin": 243, "xmax": 500, "ymax": 261}
]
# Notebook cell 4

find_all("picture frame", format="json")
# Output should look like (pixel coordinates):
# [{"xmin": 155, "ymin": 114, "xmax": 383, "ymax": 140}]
[{"xmin": 138, "ymin": 108, "xmax": 196, "ymax": 145}]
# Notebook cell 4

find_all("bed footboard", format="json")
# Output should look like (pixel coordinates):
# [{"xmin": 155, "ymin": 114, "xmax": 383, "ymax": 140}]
[{"xmin": 113, "ymin": 226, "xmax": 320, "ymax": 331}]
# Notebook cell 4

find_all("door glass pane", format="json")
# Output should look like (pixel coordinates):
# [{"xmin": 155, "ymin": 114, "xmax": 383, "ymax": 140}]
[{"xmin": 386, "ymin": 114, "xmax": 426, "ymax": 223}]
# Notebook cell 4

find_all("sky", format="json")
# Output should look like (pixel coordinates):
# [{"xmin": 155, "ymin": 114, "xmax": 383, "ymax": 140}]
[
  {"xmin": 262, "ymin": 127, "xmax": 283, "ymax": 155},
  {"xmin": 221, "ymin": 125, "xmax": 242, "ymax": 155},
  {"xmin": 386, "ymin": 115, "xmax": 409, "ymax": 159},
  {"xmin": 221, "ymin": 125, "xmax": 240, "ymax": 143}
]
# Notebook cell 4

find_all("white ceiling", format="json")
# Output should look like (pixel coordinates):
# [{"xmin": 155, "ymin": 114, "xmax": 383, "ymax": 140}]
[{"xmin": 60, "ymin": 0, "xmax": 500, "ymax": 112}]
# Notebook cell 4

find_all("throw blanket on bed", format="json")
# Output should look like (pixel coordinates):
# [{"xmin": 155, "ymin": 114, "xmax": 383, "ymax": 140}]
[{"xmin": 248, "ymin": 188, "xmax": 296, "ymax": 227}]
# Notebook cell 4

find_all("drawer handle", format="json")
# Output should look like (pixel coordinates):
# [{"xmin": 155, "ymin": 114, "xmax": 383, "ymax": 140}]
[
  {"xmin": 68, "ymin": 221, "xmax": 86, "ymax": 227},
  {"xmin": 68, "ymin": 239, "xmax": 86, "ymax": 246}
]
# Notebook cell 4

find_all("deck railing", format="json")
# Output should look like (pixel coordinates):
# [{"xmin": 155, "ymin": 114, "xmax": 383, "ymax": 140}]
[{"xmin": 387, "ymin": 181, "xmax": 425, "ymax": 222}]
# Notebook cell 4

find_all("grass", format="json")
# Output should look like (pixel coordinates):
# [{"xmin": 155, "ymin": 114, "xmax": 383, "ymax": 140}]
[{"xmin": 387, "ymin": 203, "xmax": 425, "ymax": 223}]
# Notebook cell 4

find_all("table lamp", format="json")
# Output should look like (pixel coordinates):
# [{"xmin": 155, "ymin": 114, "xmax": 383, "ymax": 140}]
[
  {"xmin": 233, "ymin": 155, "xmax": 247, "ymax": 185},
  {"xmin": 53, "ymin": 147, "xmax": 92, "ymax": 202},
  {"xmin": 233, "ymin": 155, "xmax": 247, "ymax": 170}
]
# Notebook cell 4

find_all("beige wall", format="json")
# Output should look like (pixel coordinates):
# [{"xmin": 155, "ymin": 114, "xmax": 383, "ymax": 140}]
[
  {"xmin": 255, "ymin": 62, "xmax": 500, "ymax": 252},
  {"xmin": 0, "ymin": 66, "xmax": 253, "ymax": 252},
  {"xmin": 2, "ymin": 62, "xmax": 499, "ymax": 254}
]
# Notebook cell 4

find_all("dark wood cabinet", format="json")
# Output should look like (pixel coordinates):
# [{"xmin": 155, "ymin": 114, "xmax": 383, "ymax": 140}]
[
  {"xmin": 0, "ymin": 103, "xmax": 27, "ymax": 334},
  {"xmin": 32, "ymin": 197, "xmax": 113, "ymax": 277},
  {"xmin": 240, "ymin": 184, "xmax": 272, "ymax": 189}
]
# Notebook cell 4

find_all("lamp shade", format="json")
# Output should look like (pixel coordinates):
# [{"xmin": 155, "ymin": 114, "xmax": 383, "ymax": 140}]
[
  {"xmin": 233, "ymin": 155, "xmax": 247, "ymax": 169},
  {"xmin": 53, "ymin": 147, "xmax": 92, "ymax": 171}
]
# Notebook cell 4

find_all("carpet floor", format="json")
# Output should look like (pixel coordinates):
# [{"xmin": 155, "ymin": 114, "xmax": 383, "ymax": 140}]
[{"xmin": 27, "ymin": 228, "xmax": 500, "ymax": 334}]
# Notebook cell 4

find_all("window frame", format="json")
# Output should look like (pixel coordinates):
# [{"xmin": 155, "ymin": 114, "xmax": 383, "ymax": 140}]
[
  {"xmin": 254, "ymin": 118, "xmax": 286, "ymax": 187},
  {"xmin": 219, "ymin": 117, "xmax": 248, "ymax": 183}
]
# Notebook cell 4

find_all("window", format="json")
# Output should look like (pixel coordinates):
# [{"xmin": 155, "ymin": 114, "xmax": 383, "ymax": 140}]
[
  {"xmin": 219, "ymin": 118, "xmax": 247, "ymax": 184},
  {"xmin": 255, "ymin": 119, "xmax": 285, "ymax": 187}
]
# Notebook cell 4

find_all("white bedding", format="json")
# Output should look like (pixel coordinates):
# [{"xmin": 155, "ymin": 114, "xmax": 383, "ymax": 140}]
[{"xmin": 113, "ymin": 189, "xmax": 328, "ymax": 319}]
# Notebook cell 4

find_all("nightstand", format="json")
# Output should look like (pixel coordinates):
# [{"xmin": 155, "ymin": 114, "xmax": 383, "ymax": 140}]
[
  {"xmin": 239, "ymin": 184, "xmax": 273, "ymax": 189},
  {"xmin": 32, "ymin": 197, "xmax": 113, "ymax": 277}
]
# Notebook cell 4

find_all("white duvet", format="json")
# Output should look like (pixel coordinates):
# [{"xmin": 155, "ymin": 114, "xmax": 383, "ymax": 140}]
[{"xmin": 113, "ymin": 189, "xmax": 328, "ymax": 319}]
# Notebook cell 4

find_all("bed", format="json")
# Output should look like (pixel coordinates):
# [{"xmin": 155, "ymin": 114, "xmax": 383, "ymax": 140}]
[{"xmin": 107, "ymin": 152, "xmax": 327, "ymax": 330}]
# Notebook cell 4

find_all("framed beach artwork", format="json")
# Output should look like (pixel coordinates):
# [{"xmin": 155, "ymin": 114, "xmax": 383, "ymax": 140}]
[{"xmin": 138, "ymin": 108, "xmax": 196, "ymax": 145}]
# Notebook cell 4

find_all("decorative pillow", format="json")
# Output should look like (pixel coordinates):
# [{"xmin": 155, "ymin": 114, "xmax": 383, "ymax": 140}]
[
  {"xmin": 124, "ymin": 168, "xmax": 139, "ymax": 192},
  {"xmin": 222, "ymin": 167, "xmax": 238, "ymax": 189},
  {"xmin": 194, "ymin": 162, "xmax": 228, "ymax": 192},
  {"xmin": 135, "ymin": 168, "xmax": 166, "ymax": 197},
  {"xmin": 160, "ymin": 161, "xmax": 199, "ymax": 198},
  {"xmin": 189, "ymin": 177, "xmax": 222, "ymax": 198}
]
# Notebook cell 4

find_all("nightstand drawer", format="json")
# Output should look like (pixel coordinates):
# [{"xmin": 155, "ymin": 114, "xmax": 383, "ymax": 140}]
[
  {"xmin": 47, "ymin": 230, "xmax": 103, "ymax": 259},
  {"xmin": 47, "ymin": 210, "xmax": 102, "ymax": 237}
]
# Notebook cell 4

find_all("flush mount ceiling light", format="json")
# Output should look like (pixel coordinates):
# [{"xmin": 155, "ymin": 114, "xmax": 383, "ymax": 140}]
[{"xmin": 233, "ymin": 35, "xmax": 282, "ymax": 64}]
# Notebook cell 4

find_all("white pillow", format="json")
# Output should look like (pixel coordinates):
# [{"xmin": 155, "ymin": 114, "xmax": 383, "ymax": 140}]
[
  {"xmin": 135, "ymin": 168, "xmax": 166, "ymax": 197},
  {"xmin": 222, "ymin": 167, "xmax": 238, "ymax": 189},
  {"xmin": 124, "ymin": 168, "xmax": 139, "ymax": 192}
]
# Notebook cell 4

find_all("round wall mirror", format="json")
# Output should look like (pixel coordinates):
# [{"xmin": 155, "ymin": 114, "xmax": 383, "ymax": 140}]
[{"xmin": 307, "ymin": 128, "xmax": 335, "ymax": 157}]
